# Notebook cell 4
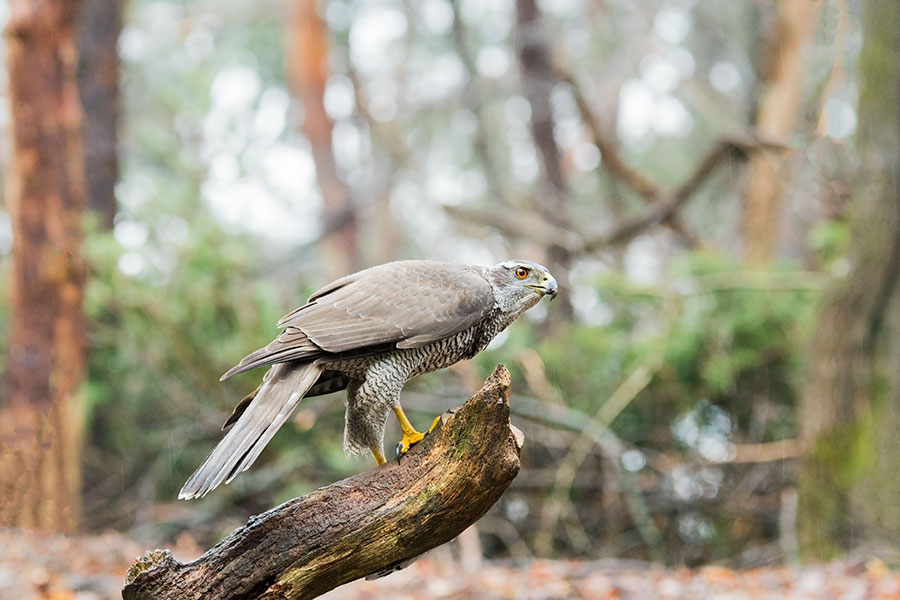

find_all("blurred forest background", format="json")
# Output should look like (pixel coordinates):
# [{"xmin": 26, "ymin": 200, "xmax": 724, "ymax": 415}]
[{"xmin": 0, "ymin": 0, "xmax": 899, "ymax": 590}]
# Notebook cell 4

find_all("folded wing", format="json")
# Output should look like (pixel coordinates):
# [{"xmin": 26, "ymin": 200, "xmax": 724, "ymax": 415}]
[{"xmin": 221, "ymin": 260, "xmax": 494, "ymax": 380}]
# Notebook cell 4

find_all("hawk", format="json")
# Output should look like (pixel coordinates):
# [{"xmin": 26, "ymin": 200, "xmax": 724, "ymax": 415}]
[{"xmin": 179, "ymin": 259, "xmax": 557, "ymax": 499}]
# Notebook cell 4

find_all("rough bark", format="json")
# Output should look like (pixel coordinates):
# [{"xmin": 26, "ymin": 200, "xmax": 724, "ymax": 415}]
[
  {"xmin": 0, "ymin": 0, "xmax": 86, "ymax": 533},
  {"xmin": 123, "ymin": 366, "xmax": 523, "ymax": 600},
  {"xmin": 77, "ymin": 0, "xmax": 122, "ymax": 229},
  {"xmin": 796, "ymin": 0, "xmax": 900, "ymax": 560},
  {"xmin": 742, "ymin": 0, "xmax": 820, "ymax": 264},
  {"xmin": 286, "ymin": 0, "xmax": 359, "ymax": 279}
]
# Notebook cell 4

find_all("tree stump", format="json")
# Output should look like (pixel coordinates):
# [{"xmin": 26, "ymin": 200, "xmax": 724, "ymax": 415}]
[{"xmin": 122, "ymin": 365, "xmax": 523, "ymax": 600}]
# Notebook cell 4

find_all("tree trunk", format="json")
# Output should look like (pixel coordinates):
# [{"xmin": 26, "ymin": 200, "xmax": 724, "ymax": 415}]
[
  {"xmin": 286, "ymin": 0, "xmax": 359, "ymax": 278},
  {"xmin": 796, "ymin": 0, "xmax": 900, "ymax": 560},
  {"xmin": 77, "ymin": 0, "xmax": 122, "ymax": 229},
  {"xmin": 0, "ymin": 0, "xmax": 87, "ymax": 534},
  {"xmin": 514, "ymin": 0, "xmax": 573, "ymax": 320},
  {"xmin": 742, "ymin": 0, "xmax": 819, "ymax": 264},
  {"xmin": 123, "ymin": 366, "xmax": 522, "ymax": 600}
]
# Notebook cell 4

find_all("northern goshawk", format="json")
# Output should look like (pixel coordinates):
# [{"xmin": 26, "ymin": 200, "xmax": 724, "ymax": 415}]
[{"xmin": 179, "ymin": 259, "xmax": 557, "ymax": 499}]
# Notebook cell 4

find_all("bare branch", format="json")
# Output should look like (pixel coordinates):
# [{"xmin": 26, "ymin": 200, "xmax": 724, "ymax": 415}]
[
  {"xmin": 717, "ymin": 439, "xmax": 805, "ymax": 464},
  {"xmin": 444, "ymin": 204, "xmax": 584, "ymax": 252},
  {"xmin": 580, "ymin": 138, "xmax": 785, "ymax": 253},
  {"xmin": 560, "ymin": 69, "xmax": 787, "ymax": 248},
  {"xmin": 557, "ymin": 70, "xmax": 659, "ymax": 201},
  {"xmin": 558, "ymin": 67, "xmax": 701, "ymax": 245},
  {"xmin": 447, "ymin": 135, "xmax": 780, "ymax": 254}
]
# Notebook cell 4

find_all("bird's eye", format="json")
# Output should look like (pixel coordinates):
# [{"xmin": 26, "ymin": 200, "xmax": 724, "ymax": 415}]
[{"xmin": 515, "ymin": 267, "xmax": 529, "ymax": 279}]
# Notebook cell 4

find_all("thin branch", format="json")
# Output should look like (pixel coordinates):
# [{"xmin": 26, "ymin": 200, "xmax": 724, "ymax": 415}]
[
  {"xmin": 346, "ymin": 67, "xmax": 411, "ymax": 166},
  {"xmin": 448, "ymin": 126, "xmax": 782, "ymax": 256},
  {"xmin": 559, "ymin": 68, "xmax": 700, "ymax": 244},
  {"xmin": 561, "ymin": 67, "xmax": 788, "ymax": 249},
  {"xmin": 557, "ymin": 70, "xmax": 658, "ymax": 201},
  {"xmin": 579, "ymin": 138, "xmax": 785, "ymax": 253},
  {"xmin": 714, "ymin": 439, "xmax": 805, "ymax": 464},
  {"xmin": 443, "ymin": 203, "xmax": 584, "ymax": 251}
]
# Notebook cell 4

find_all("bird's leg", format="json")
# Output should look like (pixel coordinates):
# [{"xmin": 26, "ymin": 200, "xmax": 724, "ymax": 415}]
[{"xmin": 370, "ymin": 445, "xmax": 387, "ymax": 466}]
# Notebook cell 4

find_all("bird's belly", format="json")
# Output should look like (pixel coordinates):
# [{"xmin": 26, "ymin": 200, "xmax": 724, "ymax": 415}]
[
  {"xmin": 324, "ymin": 329, "xmax": 480, "ymax": 381},
  {"xmin": 407, "ymin": 330, "xmax": 483, "ymax": 376},
  {"xmin": 407, "ymin": 345, "xmax": 469, "ymax": 377}
]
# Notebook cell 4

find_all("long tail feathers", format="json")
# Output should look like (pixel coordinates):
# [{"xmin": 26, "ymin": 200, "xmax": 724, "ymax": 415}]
[{"xmin": 179, "ymin": 362, "xmax": 321, "ymax": 499}]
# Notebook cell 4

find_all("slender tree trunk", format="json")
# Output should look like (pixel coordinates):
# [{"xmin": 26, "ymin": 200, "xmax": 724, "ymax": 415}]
[
  {"xmin": 514, "ymin": 0, "xmax": 573, "ymax": 320},
  {"xmin": 77, "ymin": 0, "xmax": 122, "ymax": 229},
  {"xmin": 796, "ymin": 0, "xmax": 900, "ymax": 559},
  {"xmin": 286, "ymin": 0, "xmax": 359, "ymax": 278},
  {"xmin": 742, "ymin": 0, "xmax": 819, "ymax": 264},
  {"xmin": 0, "ymin": 0, "xmax": 87, "ymax": 533}
]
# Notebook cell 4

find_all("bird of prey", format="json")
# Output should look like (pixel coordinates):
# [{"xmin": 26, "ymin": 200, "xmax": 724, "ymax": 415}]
[{"xmin": 179, "ymin": 259, "xmax": 557, "ymax": 499}]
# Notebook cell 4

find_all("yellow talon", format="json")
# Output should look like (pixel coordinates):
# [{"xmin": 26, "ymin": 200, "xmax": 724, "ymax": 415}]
[
  {"xmin": 392, "ymin": 405, "xmax": 436, "ymax": 461},
  {"xmin": 396, "ymin": 430, "xmax": 424, "ymax": 454},
  {"xmin": 427, "ymin": 415, "xmax": 441, "ymax": 434},
  {"xmin": 395, "ymin": 431, "xmax": 424, "ymax": 456}
]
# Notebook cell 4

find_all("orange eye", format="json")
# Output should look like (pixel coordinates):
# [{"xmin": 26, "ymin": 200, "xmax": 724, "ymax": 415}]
[{"xmin": 515, "ymin": 267, "xmax": 529, "ymax": 279}]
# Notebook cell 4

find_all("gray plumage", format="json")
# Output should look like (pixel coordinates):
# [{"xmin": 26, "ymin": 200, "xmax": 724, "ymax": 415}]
[{"xmin": 179, "ymin": 259, "xmax": 557, "ymax": 499}]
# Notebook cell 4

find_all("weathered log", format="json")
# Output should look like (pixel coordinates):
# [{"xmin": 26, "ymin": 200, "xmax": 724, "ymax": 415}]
[{"xmin": 122, "ymin": 365, "xmax": 523, "ymax": 600}]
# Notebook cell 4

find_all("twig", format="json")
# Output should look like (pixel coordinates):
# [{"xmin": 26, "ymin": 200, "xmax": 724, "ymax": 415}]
[
  {"xmin": 559, "ymin": 68, "xmax": 698, "ymax": 244},
  {"xmin": 561, "ymin": 67, "xmax": 788, "ymax": 249},
  {"xmin": 346, "ymin": 67, "xmax": 411, "ymax": 166},
  {"xmin": 714, "ymin": 439, "xmax": 805, "ymax": 464},
  {"xmin": 443, "ymin": 204, "xmax": 584, "ymax": 252}
]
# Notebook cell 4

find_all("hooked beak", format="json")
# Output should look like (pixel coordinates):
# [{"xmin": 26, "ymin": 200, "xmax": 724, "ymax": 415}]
[
  {"xmin": 544, "ymin": 278, "xmax": 558, "ymax": 300},
  {"xmin": 529, "ymin": 277, "xmax": 558, "ymax": 300}
]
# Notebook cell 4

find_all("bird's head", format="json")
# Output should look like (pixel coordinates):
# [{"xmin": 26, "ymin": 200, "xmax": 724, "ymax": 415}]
[{"xmin": 485, "ymin": 260, "xmax": 558, "ymax": 313}]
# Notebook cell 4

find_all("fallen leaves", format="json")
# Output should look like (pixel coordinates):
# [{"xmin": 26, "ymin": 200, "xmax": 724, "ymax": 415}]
[{"xmin": 2, "ymin": 529, "xmax": 900, "ymax": 600}]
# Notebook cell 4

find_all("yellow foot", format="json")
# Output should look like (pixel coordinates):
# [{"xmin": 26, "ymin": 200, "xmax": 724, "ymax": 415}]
[
  {"xmin": 395, "ymin": 428, "xmax": 425, "ymax": 458},
  {"xmin": 393, "ymin": 412, "xmax": 443, "ymax": 463}
]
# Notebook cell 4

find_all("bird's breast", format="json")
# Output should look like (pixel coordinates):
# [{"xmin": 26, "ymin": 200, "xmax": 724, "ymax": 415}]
[{"xmin": 321, "ymin": 310, "xmax": 509, "ymax": 380}]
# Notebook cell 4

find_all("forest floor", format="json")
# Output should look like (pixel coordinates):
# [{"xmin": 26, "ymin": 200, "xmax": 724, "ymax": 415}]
[{"xmin": 2, "ymin": 528, "xmax": 899, "ymax": 600}]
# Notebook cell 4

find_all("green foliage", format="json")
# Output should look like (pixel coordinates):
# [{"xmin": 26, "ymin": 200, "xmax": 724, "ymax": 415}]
[
  {"xmin": 808, "ymin": 219, "xmax": 850, "ymax": 266},
  {"xmin": 661, "ymin": 254, "xmax": 816, "ymax": 435},
  {"xmin": 522, "ymin": 253, "xmax": 819, "ymax": 450}
]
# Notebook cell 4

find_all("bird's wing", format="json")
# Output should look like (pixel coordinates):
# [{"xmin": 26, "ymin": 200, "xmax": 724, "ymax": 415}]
[
  {"xmin": 221, "ymin": 261, "xmax": 494, "ymax": 379},
  {"xmin": 219, "ymin": 325, "xmax": 322, "ymax": 380},
  {"xmin": 287, "ymin": 261, "xmax": 494, "ymax": 352}
]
